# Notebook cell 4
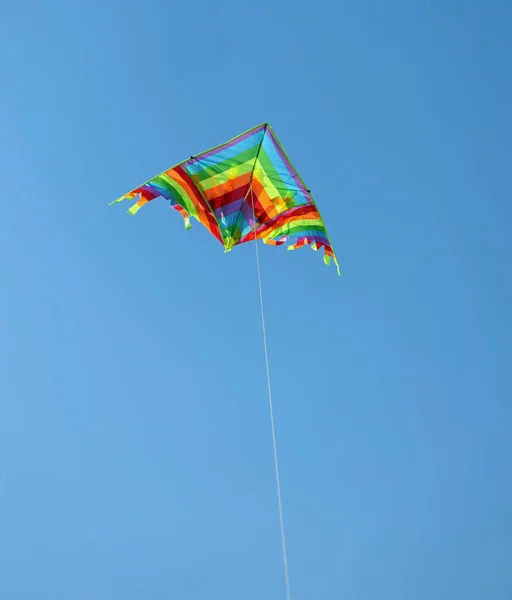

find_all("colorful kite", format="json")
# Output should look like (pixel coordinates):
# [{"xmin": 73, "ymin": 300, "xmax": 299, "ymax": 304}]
[{"xmin": 111, "ymin": 123, "xmax": 339, "ymax": 273}]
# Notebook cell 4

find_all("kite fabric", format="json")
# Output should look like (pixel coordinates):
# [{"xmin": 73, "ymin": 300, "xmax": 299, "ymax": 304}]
[{"xmin": 111, "ymin": 123, "xmax": 339, "ymax": 274}]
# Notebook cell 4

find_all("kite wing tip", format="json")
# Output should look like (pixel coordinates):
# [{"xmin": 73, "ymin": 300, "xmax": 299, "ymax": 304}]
[{"xmin": 109, "ymin": 193, "xmax": 131, "ymax": 207}]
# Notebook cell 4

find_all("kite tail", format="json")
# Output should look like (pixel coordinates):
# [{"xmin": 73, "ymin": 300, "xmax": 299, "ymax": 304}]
[
  {"xmin": 110, "ymin": 192, "xmax": 192, "ymax": 230},
  {"xmin": 171, "ymin": 204, "xmax": 192, "ymax": 229},
  {"xmin": 109, "ymin": 192, "xmax": 153, "ymax": 216},
  {"xmin": 263, "ymin": 235, "xmax": 340, "ymax": 275}
]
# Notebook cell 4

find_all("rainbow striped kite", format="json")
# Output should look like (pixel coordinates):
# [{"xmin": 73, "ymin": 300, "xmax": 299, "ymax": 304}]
[{"xmin": 112, "ymin": 123, "xmax": 339, "ymax": 273}]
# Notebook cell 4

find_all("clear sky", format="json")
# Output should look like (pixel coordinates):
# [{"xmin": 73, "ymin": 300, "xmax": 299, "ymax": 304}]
[{"xmin": 1, "ymin": 1, "xmax": 511, "ymax": 598}]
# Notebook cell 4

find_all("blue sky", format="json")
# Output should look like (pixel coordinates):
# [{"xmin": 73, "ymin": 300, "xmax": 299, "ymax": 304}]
[{"xmin": 1, "ymin": 0, "xmax": 511, "ymax": 598}]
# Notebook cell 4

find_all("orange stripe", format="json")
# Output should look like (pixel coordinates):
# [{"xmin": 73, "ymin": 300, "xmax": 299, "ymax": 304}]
[
  {"xmin": 251, "ymin": 179, "xmax": 279, "ymax": 220},
  {"xmin": 269, "ymin": 209, "xmax": 322, "ymax": 228},
  {"xmin": 168, "ymin": 169, "xmax": 212, "ymax": 229},
  {"xmin": 203, "ymin": 172, "xmax": 252, "ymax": 201},
  {"xmin": 252, "ymin": 175, "xmax": 289, "ymax": 214},
  {"xmin": 164, "ymin": 168, "xmax": 222, "ymax": 243},
  {"xmin": 168, "ymin": 169, "xmax": 202, "ymax": 210}
]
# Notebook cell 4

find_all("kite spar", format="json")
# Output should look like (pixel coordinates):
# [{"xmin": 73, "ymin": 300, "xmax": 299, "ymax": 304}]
[{"xmin": 111, "ymin": 123, "xmax": 339, "ymax": 600}]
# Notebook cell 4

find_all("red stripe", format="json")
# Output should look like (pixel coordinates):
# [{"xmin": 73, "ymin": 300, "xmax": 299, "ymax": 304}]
[
  {"xmin": 134, "ymin": 186, "xmax": 160, "ymax": 201},
  {"xmin": 203, "ymin": 172, "xmax": 252, "ymax": 202},
  {"xmin": 176, "ymin": 165, "xmax": 222, "ymax": 243},
  {"xmin": 238, "ymin": 204, "xmax": 321, "ymax": 244},
  {"xmin": 207, "ymin": 184, "xmax": 250, "ymax": 210}
]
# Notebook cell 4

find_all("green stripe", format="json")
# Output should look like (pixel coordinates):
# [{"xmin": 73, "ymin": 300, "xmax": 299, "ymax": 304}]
[
  {"xmin": 257, "ymin": 145, "xmax": 298, "ymax": 193},
  {"xmin": 269, "ymin": 223, "xmax": 327, "ymax": 238},
  {"xmin": 153, "ymin": 174, "xmax": 199, "ymax": 219},
  {"xmin": 191, "ymin": 146, "xmax": 260, "ymax": 182}
]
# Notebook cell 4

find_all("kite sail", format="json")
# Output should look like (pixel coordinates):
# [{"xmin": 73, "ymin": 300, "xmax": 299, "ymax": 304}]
[{"xmin": 111, "ymin": 123, "xmax": 339, "ymax": 273}]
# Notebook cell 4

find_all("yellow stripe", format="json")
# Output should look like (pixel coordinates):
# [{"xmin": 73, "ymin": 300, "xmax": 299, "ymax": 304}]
[
  {"xmin": 259, "ymin": 217, "xmax": 324, "ymax": 239},
  {"xmin": 253, "ymin": 163, "xmax": 288, "ymax": 213},
  {"xmin": 199, "ymin": 159, "xmax": 254, "ymax": 191}
]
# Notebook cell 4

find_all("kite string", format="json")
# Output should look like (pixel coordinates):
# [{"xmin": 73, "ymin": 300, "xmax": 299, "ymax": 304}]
[{"xmin": 251, "ymin": 188, "xmax": 292, "ymax": 600}]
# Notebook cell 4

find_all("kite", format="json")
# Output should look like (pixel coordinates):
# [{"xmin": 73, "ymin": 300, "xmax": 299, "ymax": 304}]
[{"xmin": 111, "ymin": 123, "xmax": 339, "ymax": 274}]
